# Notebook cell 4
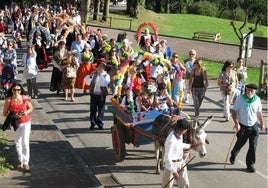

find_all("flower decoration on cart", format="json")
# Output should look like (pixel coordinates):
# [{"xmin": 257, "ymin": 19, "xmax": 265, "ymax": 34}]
[
  {"xmin": 111, "ymin": 51, "xmax": 174, "ymax": 113},
  {"xmin": 113, "ymin": 52, "xmax": 136, "ymax": 97}
]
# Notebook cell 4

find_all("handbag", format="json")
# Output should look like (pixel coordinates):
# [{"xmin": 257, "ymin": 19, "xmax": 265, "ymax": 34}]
[
  {"xmin": 27, "ymin": 66, "xmax": 36, "ymax": 76},
  {"xmin": 66, "ymin": 67, "xmax": 77, "ymax": 78}
]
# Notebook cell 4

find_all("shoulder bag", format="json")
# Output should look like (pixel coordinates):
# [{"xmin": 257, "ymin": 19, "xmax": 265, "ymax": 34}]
[{"xmin": 66, "ymin": 67, "xmax": 77, "ymax": 78}]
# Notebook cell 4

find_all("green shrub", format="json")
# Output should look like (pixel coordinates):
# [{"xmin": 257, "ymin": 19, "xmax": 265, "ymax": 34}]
[
  {"xmin": 188, "ymin": 1, "xmax": 218, "ymax": 17},
  {"xmin": 221, "ymin": 8, "xmax": 246, "ymax": 22}
]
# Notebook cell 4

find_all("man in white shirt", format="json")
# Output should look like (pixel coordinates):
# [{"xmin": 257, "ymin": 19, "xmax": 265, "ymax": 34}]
[
  {"xmin": 88, "ymin": 61, "xmax": 110, "ymax": 130},
  {"xmin": 161, "ymin": 118, "xmax": 192, "ymax": 188}
]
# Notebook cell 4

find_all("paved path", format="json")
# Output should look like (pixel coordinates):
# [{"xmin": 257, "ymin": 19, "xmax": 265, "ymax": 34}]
[{"xmin": 0, "ymin": 28, "xmax": 267, "ymax": 188}]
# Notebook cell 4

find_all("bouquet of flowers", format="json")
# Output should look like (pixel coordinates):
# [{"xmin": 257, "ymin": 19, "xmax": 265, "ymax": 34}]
[
  {"xmin": 109, "ymin": 58, "xmax": 118, "ymax": 69},
  {"xmin": 104, "ymin": 44, "xmax": 112, "ymax": 54},
  {"xmin": 142, "ymin": 82, "xmax": 157, "ymax": 96},
  {"xmin": 71, "ymin": 50, "xmax": 78, "ymax": 58},
  {"xmin": 82, "ymin": 53, "xmax": 92, "ymax": 62},
  {"xmin": 237, "ymin": 72, "xmax": 247, "ymax": 84}
]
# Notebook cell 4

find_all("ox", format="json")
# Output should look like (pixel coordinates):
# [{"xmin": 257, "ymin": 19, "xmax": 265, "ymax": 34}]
[{"xmin": 152, "ymin": 114, "xmax": 214, "ymax": 174}]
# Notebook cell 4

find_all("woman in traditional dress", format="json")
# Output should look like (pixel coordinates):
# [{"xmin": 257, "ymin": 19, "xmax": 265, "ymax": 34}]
[
  {"xmin": 75, "ymin": 43, "xmax": 94, "ymax": 94},
  {"xmin": 50, "ymin": 40, "xmax": 67, "ymax": 94},
  {"xmin": 60, "ymin": 51, "xmax": 79, "ymax": 101},
  {"xmin": 106, "ymin": 47, "xmax": 120, "ymax": 95},
  {"xmin": 32, "ymin": 30, "xmax": 48, "ymax": 70}
]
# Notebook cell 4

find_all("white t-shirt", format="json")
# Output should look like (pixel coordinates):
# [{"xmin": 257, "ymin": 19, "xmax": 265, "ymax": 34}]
[{"xmin": 22, "ymin": 52, "xmax": 38, "ymax": 79}]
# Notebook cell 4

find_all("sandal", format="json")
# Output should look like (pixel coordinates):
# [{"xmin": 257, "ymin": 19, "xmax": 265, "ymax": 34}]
[
  {"xmin": 17, "ymin": 163, "xmax": 23, "ymax": 169},
  {"xmin": 23, "ymin": 165, "xmax": 30, "ymax": 172}
]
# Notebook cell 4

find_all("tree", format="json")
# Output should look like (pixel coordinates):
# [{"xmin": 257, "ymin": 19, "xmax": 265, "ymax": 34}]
[
  {"xmin": 81, "ymin": 0, "xmax": 92, "ymax": 24},
  {"xmin": 102, "ymin": 0, "xmax": 110, "ymax": 22},
  {"xmin": 126, "ymin": 0, "xmax": 146, "ymax": 18},
  {"xmin": 93, "ymin": 0, "xmax": 101, "ymax": 20},
  {"xmin": 228, "ymin": 0, "xmax": 264, "ymax": 63}
]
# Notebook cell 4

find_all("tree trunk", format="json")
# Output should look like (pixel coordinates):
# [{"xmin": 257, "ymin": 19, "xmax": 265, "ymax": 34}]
[
  {"xmin": 126, "ymin": 0, "xmax": 142, "ymax": 18},
  {"xmin": 126, "ymin": 0, "xmax": 132, "ymax": 14},
  {"xmin": 102, "ymin": 0, "xmax": 110, "ymax": 22},
  {"xmin": 139, "ymin": 0, "xmax": 146, "ymax": 6},
  {"xmin": 155, "ymin": 0, "xmax": 161, "ymax": 13},
  {"xmin": 165, "ymin": 0, "xmax": 170, "ymax": 14},
  {"xmin": 81, "ymin": 0, "xmax": 91, "ymax": 24},
  {"xmin": 93, "ymin": 0, "xmax": 100, "ymax": 20}
]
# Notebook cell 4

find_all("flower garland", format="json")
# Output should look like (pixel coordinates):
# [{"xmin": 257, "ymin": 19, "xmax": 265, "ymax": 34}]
[
  {"xmin": 28, "ymin": 26, "xmax": 51, "ymax": 46},
  {"xmin": 128, "ymin": 67, "xmax": 137, "ymax": 114},
  {"xmin": 136, "ymin": 22, "xmax": 159, "ymax": 44},
  {"xmin": 47, "ymin": 16, "xmax": 64, "ymax": 30},
  {"xmin": 111, "ymin": 50, "xmax": 178, "ymax": 114}
]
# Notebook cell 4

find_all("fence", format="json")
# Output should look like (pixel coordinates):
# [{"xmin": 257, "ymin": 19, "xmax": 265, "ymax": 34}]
[
  {"xmin": 258, "ymin": 60, "xmax": 268, "ymax": 98},
  {"xmin": 88, "ymin": 14, "xmax": 133, "ymax": 30}
]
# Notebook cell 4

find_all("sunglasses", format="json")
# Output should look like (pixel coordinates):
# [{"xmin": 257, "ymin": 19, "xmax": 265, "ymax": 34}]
[
  {"xmin": 189, "ymin": 54, "xmax": 195, "ymax": 56},
  {"xmin": 173, "ymin": 56, "xmax": 178, "ymax": 58},
  {"xmin": 12, "ymin": 88, "xmax": 21, "ymax": 91}
]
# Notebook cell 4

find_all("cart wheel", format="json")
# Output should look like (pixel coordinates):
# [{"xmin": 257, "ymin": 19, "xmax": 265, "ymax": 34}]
[{"xmin": 112, "ymin": 124, "xmax": 126, "ymax": 162}]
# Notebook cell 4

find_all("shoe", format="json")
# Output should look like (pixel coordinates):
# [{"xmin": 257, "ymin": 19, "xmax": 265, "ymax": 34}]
[
  {"xmin": 98, "ymin": 126, "xmax": 104, "ymax": 130},
  {"xmin": 229, "ymin": 155, "xmax": 235, "ymax": 164},
  {"xmin": 90, "ymin": 125, "xmax": 95, "ymax": 130},
  {"xmin": 23, "ymin": 165, "xmax": 30, "ymax": 172},
  {"xmin": 64, "ymin": 97, "xmax": 68, "ymax": 101},
  {"xmin": 184, "ymin": 100, "xmax": 189, "ymax": 104},
  {"xmin": 226, "ymin": 117, "xmax": 230, "ymax": 121},
  {"xmin": 71, "ymin": 98, "xmax": 75, "ymax": 102},
  {"xmin": 246, "ymin": 166, "xmax": 256, "ymax": 173}
]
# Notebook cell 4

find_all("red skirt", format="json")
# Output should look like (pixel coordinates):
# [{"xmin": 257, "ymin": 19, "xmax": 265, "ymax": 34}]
[{"xmin": 75, "ymin": 63, "xmax": 98, "ymax": 89}]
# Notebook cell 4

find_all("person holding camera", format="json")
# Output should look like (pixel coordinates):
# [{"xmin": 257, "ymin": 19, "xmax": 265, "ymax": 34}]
[
  {"xmin": 2, "ymin": 83, "xmax": 33, "ymax": 172},
  {"xmin": 217, "ymin": 60, "xmax": 238, "ymax": 121},
  {"xmin": 22, "ymin": 45, "xmax": 39, "ymax": 99}
]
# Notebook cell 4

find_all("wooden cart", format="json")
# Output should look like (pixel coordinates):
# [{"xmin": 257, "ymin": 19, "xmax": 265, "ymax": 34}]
[{"xmin": 108, "ymin": 98, "xmax": 179, "ymax": 162}]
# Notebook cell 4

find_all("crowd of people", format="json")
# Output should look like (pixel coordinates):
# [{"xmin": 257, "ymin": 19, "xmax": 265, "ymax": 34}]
[{"xmin": 0, "ymin": 2, "xmax": 265, "ymax": 184}]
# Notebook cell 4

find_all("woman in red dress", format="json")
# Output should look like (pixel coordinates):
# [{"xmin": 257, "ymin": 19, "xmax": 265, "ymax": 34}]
[{"xmin": 75, "ymin": 43, "xmax": 95, "ymax": 94}]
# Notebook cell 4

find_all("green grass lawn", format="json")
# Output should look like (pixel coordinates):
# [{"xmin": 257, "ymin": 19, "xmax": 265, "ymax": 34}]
[{"xmin": 92, "ymin": 7, "xmax": 268, "ymax": 45}]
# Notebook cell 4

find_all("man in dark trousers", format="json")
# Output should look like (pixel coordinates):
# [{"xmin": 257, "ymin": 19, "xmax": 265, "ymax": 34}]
[{"xmin": 230, "ymin": 84, "xmax": 265, "ymax": 173}]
